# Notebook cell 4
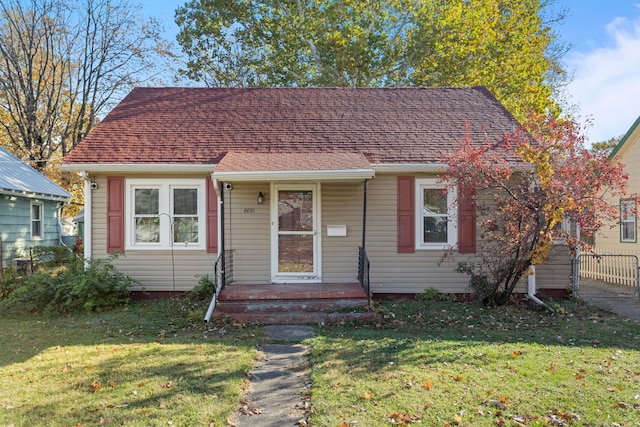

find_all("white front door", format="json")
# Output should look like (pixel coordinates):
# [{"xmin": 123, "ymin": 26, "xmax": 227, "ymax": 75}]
[{"xmin": 271, "ymin": 184, "xmax": 321, "ymax": 283}]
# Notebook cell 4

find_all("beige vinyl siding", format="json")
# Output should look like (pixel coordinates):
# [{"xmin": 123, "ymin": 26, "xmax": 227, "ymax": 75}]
[
  {"xmin": 91, "ymin": 174, "xmax": 216, "ymax": 291},
  {"xmin": 366, "ymin": 173, "xmax": 471, "ymax": 294},
  {"xmin": 223, "ymin": 183, "xmax": 271, "ymax": 284},
  {"xmin": 596, "ymin": 129, "xmax": 640, "ymax": 252},
  {"xmin": 223, "ymin": 182, "xmax": 365, "ymax": 284},
  {"xmin": 89, "ymin": 172, "xmax": 572, "ymax": 293},
  {"xmin": 321, "ymin": 182, "xmax": 364, "ymax": 282},
  {"xmin": 365, "ymin": 174, "xmax": 572, "ymax": 294}
]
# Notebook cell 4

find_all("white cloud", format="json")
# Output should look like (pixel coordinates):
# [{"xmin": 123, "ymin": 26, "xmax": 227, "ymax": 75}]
[{"xmin": 566, "ymin": 14, "xmax": 640, "ymax": 143}]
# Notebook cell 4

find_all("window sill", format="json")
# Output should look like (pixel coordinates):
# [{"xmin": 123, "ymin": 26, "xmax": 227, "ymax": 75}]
[{"xmin": 125, "ymin": 245, "xmax": 206, "ymax": 251}]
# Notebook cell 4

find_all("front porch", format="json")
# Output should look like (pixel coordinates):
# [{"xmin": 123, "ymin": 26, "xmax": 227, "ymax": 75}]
[{"xmin": 211, "ymin": 282, "xmax": 375, "ymax": 324}]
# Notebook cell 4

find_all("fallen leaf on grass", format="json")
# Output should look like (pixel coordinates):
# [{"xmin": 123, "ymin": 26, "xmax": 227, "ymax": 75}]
[
  {"xmin": 615, "ymin": 402, "xmax": 630, "ymax": 409},
  {"xmin": 90, "ymin": 381, "xmax": 102, "ymax": 393},
  {"xmin": 161, "ymin": 381, "xmax": 173, "ymax": 389},
  {"xmin": 388, "ymin": 412, "xmax": 420, "ymax": 424},
  {"xmin": 424, "ymin": 380, "xmax": 432, "ymax": 390},
  {"xmin": 363, "ymin": 392, "xmax": 374, "ymax": 399}
]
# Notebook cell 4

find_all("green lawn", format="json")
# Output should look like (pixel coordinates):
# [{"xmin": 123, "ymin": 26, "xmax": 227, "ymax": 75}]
[
  {"xmin": 1, "ymin": 297, "xmax": 639, "ymax": 426},
  {"xmin": 0, "ymin": 299, "xmax": 260, "ymax": 426},
  {"xmin": 310, "ymin": 298, "xmax": 640, "ymax": 426}
]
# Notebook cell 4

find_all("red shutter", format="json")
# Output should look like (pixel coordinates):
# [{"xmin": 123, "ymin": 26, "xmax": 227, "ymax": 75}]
[
  {"xmin": 458, "ymin": 186, "xmax": 476, "ymax": 253},
  {"xmin": 107, "ymin": 176, "xmax": 125, "ymax": 253},
  {"xmin": 397, "ymin": 176, "xmax": 415, "ymax": 253},
  {"xmin": 206, "ymin": 176, "xmax": 218, "ymax": 253}
]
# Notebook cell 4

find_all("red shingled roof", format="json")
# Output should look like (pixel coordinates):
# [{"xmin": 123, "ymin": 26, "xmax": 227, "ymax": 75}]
[{"xmin": 62, "ymin": 86, "xmax": 520, "ymax": 166}]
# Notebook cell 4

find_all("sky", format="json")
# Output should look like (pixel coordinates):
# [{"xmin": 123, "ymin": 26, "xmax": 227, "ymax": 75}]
[{"xmin": 140, "ymin": 0, "xmax": 640, "ymax": 144}]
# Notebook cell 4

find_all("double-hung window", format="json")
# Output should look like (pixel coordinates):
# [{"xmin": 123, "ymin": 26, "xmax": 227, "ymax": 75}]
[
  {"xmin": 126, "ymin": 179, "xmax": 205, "ymax": 250},
  {"xmin": 415, "ymin": 178, "xmax": 457, "ymax": 249},
  {"xmin": 620, "ymin": 198, "xmax": 637, "ymax": 243},
  {"xmin": 31, "ymin": 201, "xmax": 43, "ymax": 240}
]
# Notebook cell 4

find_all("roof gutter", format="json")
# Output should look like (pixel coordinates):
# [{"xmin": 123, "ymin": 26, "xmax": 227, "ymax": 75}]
[
  {"xmin": 212, "ymin": 168, "xmax": 375, "ymax": 182},
  {"xmin": 59, "ymin": 163, "xmax": 217, "ymax": 174},
  {"xmin": 0, "ymin": 188, "xmax": 70, "ymax": 203},
  {"xmin": 371, "ymin": 164, "xmax": 448, "ymax": 173}
]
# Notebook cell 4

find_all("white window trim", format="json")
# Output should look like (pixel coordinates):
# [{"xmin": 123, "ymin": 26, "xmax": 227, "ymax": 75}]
[
  {"xmin": 125, "ymin": 178, "xmax": 206, "ymax": 250},
  {"xmin": 620, "ymin": 198, "xmax": 637, "ymax": 243},
  {"xmin": 30, "ymin": 201, "xmax": 43, "ymax": 240},
  {"xmin": 415, "ymin": 178, "xmax": 457, "ymax": 250}
]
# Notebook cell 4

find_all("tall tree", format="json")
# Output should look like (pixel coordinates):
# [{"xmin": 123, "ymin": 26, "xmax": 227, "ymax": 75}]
[
  {"xmin": 0, "ymin": 0, "xmax": 171, "ymax": 170},
  {"xmin": 443, "ymin": 115, "xmax": 628, "ymax": 305},
  {"xmin": 591, "ymin": 135, "xmax": 623, "ymax": 157},
  {"xmin": 175, "ymin": 0, "xmax": 568, "ymax": 120}
]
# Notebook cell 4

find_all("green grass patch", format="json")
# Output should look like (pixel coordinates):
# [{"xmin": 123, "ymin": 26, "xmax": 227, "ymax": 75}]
[
  {"xmin": 310, "ymin": 298, "xmax": 640, "ymax": 426},
  {"xmin": 0, "ymin": 298, "xmax": 260, "ymax": 426}
]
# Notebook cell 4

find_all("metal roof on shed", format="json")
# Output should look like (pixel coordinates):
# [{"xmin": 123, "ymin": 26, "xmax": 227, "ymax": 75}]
[{"xmin": 0, "ymin": 147, "xmax": 71, "ymax": 201}]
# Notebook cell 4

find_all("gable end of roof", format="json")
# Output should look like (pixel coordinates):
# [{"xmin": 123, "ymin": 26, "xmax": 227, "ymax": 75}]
[{"xmin": 609, "ymin": 115, "xmax": 640, "ymax": 159}]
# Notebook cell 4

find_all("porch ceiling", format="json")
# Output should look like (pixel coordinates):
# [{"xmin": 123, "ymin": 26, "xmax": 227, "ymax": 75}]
[{"xmin": 212, "ymin": 152, "xmax": 375, "ymax": 182}]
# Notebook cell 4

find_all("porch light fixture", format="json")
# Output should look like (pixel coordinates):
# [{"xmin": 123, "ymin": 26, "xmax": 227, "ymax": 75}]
[{"xmin": 257, "ymin": 192, "xmax": 264, "ymax": 205}]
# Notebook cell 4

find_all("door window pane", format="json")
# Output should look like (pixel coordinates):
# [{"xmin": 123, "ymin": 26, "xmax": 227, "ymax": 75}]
[
  {"xmin": 278, "ymin": 235, "xmax": 313, "ymax": 272},
  {"xmin": 278, "ymin": 190, "xmax": 313, "ymax": 231}
]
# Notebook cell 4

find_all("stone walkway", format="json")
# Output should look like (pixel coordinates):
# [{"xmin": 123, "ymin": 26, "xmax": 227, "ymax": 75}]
[{"xmin": 230, "ymin": 325, "xmax": 315, "ymax": 427}]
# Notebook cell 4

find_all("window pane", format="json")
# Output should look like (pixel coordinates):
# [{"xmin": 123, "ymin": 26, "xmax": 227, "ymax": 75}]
[
  {"xmin": 32, "ymin": 204, "xmax": 41, "ymax": 220},
  {"xmin": 174, "ymin": 217, "xmax": 198, "ymax": 243},
  {"xmin": 424, "ymin": 216, "xmax": 448, "ymax": 243},
  {"xmin": 135, "ymin": 189, "xmax": 159, "ymax": 215},
  {"xmin": 278, "ymin": 234, "xmax": 313, "ymax": 272},
  {"xmin": 278, "ymin": 190, "xmax": 313, "ymax": 231},
  {"xmin": 423, "ymin": 189, "xmax": 447, "ymax": 215},
  {"xmin": 423, "ymin": 188, "xmax": 448, "ymax": 243},
  {"xmin": 32, "ymin": 220, "xmax": 41, "ymax": 238},
  {"xmin": 135, "ymin": 217, "xmax": 160, "ymax": 243},
  {"xmin": 174, "ymin": 188, "xmax": 197, "ymax": 215},
  {"xmin": 622, "ymin": 222, "xmax": 636, "ymax": 241}
]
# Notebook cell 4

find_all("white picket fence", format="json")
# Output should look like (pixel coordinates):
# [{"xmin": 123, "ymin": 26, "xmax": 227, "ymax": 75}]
[{"xmin": 577, "ymin": 246, "xmax": 639, "ymax": 289}]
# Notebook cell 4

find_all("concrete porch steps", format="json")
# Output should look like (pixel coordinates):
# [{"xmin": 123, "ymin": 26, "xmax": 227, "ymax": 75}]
[{"xmin": 212, "ymin": 283, "xmax": 375, "ymax": 325}]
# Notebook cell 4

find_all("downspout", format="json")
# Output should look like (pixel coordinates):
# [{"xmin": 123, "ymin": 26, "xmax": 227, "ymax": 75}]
[
  {"xmin": 205, "ymin": 178, "xmax": 224, "ymax": 323},
  {"xmin": 80, "ymin": 171, "xmax": 92, "ymax": 262},
  {"xmin": 527, "ymin": 265, "xmax": 554, "ymax": 311}
]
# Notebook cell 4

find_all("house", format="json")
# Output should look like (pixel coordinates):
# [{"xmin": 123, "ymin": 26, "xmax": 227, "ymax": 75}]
[
  {"xmin": 0, "ymin": 147, "xmax": 72, "ymax": 269},
  {"xmin": 578, "ymin": 115, "xmax": 640, "ymax": 290},
  {"xmin": 60, "ymin": 87, "xmax": 571, "ymax": 304}
]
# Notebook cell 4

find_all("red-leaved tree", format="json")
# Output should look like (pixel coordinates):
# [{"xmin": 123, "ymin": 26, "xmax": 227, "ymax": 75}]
[{"xmin": 444, "ymin": 114, "xmax": 629, "ymax": 305}]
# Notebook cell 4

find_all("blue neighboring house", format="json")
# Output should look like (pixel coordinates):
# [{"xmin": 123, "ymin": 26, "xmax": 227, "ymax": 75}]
[{"xmin": 0, "ymin": 147, "xmax": 72, "ymax": 269}]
